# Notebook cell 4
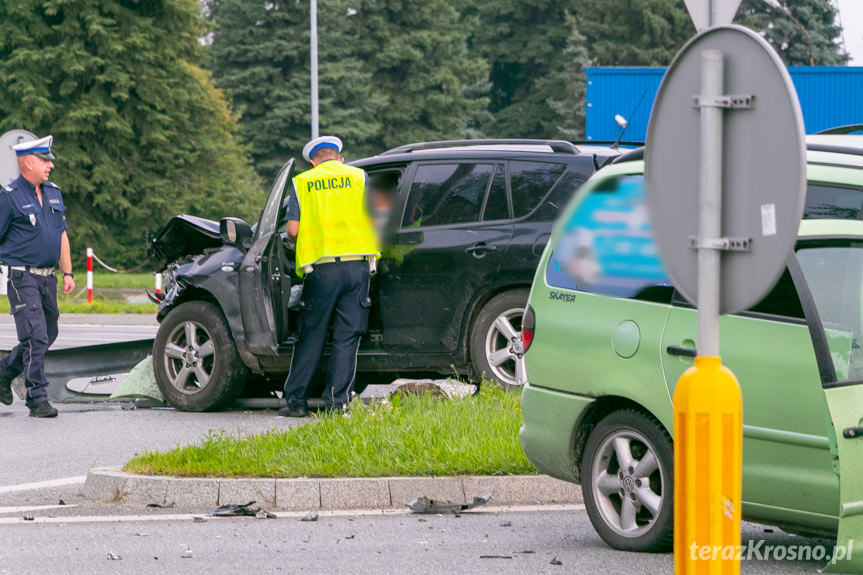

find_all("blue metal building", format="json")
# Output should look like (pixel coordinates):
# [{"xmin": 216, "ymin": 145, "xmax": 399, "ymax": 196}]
[{"xmin": 585, "ymin": 66, "xmax": 863, "ymax": 142}]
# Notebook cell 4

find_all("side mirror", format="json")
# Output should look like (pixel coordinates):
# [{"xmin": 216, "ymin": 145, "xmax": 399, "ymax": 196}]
[{"xmin": 220, "ymin": 217, "xmax": 252, "ymax": 251}]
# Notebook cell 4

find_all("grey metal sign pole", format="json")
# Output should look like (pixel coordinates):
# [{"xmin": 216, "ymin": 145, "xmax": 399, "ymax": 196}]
[
  {"xmin": 697, "ymin": 50, "xmax": 723, "ymax": 356},
  {"xmin": 310, "ymin": 0, "xmax": 319, "ymax": 139}
]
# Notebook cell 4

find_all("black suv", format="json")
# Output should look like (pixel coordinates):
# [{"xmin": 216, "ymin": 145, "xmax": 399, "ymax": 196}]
[{"xmin": 149, "ymin": 139, "xmax": 621, "ymax": 410}]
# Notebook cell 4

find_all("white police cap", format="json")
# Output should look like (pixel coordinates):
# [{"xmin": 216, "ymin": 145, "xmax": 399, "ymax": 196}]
[
  {"xmin": 12, "ymin": 135, "xmax": 54, "ymax": 161},
  {"xmin": 302, "ymin": 136, "xmax": 342, "ymax": 162}
]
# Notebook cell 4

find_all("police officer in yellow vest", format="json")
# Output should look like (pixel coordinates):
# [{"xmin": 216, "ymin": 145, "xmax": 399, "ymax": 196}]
[{"xmin": 279, "ymin": 136, "xmax": 380, "ymax": 417}]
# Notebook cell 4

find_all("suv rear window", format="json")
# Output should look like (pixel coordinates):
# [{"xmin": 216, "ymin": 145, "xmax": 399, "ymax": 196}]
[
  {"xmin": 403, "ymin": 163, "xmax": 493, "ymax": 228},
  {"xmin": 511, "ymin": 161, "xmax": 566, "ymax": 218}
]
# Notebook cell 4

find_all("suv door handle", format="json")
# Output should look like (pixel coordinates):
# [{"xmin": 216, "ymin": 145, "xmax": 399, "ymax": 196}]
[
  {"xmin": 843, "ymin": 427, "xmax": 863, "ymax": 439},
  {"xmin": 465, "ymin": 243, "xmax": 498, "ymax": 258},
  {"xmin": 666, "ymin": 345, "xmax": 697, "ymax": 357}
]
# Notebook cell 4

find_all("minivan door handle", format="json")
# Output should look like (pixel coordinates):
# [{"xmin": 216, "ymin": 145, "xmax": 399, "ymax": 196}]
[
  {"xmin": 666, "ymin": 345, "xmax": 697, "ymax": 357},
  {"xmin": 465, "ymin": 243, "xmax": 498, "ymax": 258},
  {"xmin": 843, "ymin": 427, "xmax": 863, "ymax": 439}
]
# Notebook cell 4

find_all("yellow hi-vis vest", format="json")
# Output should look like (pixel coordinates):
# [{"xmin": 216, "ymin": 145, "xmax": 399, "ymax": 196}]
[{"xmin": 293, "ymin": 160, "xmax": 380, "ymax": 276}]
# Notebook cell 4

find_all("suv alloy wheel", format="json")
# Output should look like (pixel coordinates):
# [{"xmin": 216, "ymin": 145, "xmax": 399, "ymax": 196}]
[{"xmin": 153, "ymin": 300, "xmax": 249, "ymax": 412}]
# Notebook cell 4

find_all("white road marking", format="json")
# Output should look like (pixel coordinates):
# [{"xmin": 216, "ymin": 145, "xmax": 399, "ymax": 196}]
[
  {"xmin": 0, "ymin": 475, "xmax": 87, "ymax": 494},
  {"xmin": 0, "ymin": 503, "xmax": 586, "ymax": 525},
  {"xmin": 0, "ymin": 504, "xmax": 77, "ymax": 515}
]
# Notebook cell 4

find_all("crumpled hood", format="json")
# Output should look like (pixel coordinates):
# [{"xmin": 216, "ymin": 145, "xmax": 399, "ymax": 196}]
[{"xmin": 149, "ymin": 215, "xmax": 222, "ymax": 270}]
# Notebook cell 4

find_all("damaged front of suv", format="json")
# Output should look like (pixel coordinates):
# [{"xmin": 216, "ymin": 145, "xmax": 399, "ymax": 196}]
[{"xmin": 146, "ymin": 159, "xmax": 296, "ymax": 411}]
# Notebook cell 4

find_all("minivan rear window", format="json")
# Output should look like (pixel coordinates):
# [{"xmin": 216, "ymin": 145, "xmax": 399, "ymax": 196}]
[{"xmin": 545, "ymin": 174, "xmax": 672, "ymax": 302}]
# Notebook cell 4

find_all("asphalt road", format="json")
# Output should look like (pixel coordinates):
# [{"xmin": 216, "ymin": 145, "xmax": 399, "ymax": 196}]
[
  {"xmin": 0, "ymin": 314, "xmax": 158, "ymax": 350},
  {"xmin": 0, "ymin": 402, "xmax": 290, "ymax": 492},
  {"xmin": 0, "ymin": 505, "xmax": 834, "ymax": 574},
  {"xmin": 0, "ymin": 311, "xmax": 844, "ymax": 575},
  {"xmin": 0, "ymin": 402, "xmax": 842, "ymax": 574}
]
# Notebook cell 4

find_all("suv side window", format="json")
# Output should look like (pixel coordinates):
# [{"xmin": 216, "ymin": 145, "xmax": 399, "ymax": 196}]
[
  {"xmin": 510, "ymin": 161, "xmax": 567, "ymax": 219},
  {"xmin": 402, "ymin": 163, "xmax": 493, "ymax": 228},
  {"xmin": 482, "ymin": 164, "xmax": 509, "ymax": 221},
  {"xmin": 545, "ymin": 174, "xmax": 672, "ymax": 303}
]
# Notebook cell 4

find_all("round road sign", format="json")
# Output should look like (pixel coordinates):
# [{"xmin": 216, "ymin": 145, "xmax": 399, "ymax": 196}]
[
  {"xmin": 645, "ymin": 25, "xmax": 806, "ymax": 315},
  {"xmin": 0, "ymin": 129, "xmax": 37, "ymax": 187}
]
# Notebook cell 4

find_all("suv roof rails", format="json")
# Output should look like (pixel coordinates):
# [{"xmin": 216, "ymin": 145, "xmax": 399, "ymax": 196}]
[
  {"xmin": 379, "ymin": 139, "xmax": 582, "ymax": 156},
  {"xmin": 815, "ymin": 125, "xmax": 863, "ymax": 135}
]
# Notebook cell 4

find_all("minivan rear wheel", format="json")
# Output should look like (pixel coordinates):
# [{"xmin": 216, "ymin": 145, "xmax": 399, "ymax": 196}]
[
  {"xmin": 581, "ymin": 409, "xmax": 674, "ymax": 552},
  {"xmin": 153, "ymin": 300, "xmax": 248, "ymax": 412},
  {"xmin": 469, "ymin": 289, "xmax": 529, "ymax": 388}
]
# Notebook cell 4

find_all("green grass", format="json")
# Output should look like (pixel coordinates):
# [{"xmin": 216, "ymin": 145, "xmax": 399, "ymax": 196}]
[
  {"xmin": 0, "ymin": 272, "xmax": 158, "ymax": 314},
  {"xmin": 124, "ymin": 385, "xmax": 536, "ymax": 478},
  {"xmin": 82, "ymin": 272, "xmax": 158, "ymax": 289},
  {"xmin": 57, "ymin": 302, "xmax": 156, "ymax": 314}
]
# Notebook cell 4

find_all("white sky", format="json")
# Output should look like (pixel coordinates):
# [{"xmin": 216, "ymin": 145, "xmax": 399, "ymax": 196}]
[{"xmin": 836, "ymin": 0, "xmax": 863, "ymax": 64}]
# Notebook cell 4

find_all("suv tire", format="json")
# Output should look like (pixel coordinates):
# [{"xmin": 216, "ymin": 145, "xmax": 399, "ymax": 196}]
[
  {"xmin": 153, "ymin": 301, "xmax": 248, "ymax": 412},
  {"xmin": 469, "ymin": 289, "xmax": 529, "ymax": 389},
  {"xmin": 581, "ymin": 409, "xmax": 674, "ymax": 552}
]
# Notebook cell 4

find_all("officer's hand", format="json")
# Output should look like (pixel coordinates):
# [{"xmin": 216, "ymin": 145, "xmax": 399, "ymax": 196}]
[{"xmin": 63, "ymin": 275, "xmax": 75, "ymax": 295}]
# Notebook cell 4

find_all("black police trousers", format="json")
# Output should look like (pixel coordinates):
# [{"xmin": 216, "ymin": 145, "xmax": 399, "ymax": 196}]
[
  {"xmin": 0, "ymin": 270, "xmax": 59, "ymax": 408},
  {"xmin": 283, "ymin": 260, "xmax": 371, "ymax": 409}
]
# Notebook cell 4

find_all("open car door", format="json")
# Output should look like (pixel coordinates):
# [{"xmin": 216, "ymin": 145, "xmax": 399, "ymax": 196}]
[
  {"xmin": 239, "ymin": 159, "xmax": 295, "ymax": 356},
  {"xmin": 794, "ymin": 240, "xmax": 863, "ymax": 572}
]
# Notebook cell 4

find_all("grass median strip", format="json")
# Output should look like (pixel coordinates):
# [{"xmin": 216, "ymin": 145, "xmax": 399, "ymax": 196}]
[
  {"xmin": 124, "ymin": 385, "xmax": 536, "ymax": 478},
  {"xmin": 0, "ymin": 272, "xmax": 157, "ymax": 314}
]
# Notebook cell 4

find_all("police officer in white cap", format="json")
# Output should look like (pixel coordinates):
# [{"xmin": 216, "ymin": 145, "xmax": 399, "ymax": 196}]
[
  {"xmin": 279, "ymin": 136, "xmax": 380, "ymax": 417},
  {"xmin": 0, "ymin": 135, "xmax": 75, "ymax": 417}
]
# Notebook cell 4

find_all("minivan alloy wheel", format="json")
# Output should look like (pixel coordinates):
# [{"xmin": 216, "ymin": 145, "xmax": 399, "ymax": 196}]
[
  {"xmin": 589, "ymin": 428, "xmax": 667, "ymax": 541},
  {"xmin": 164, "ymin": 320, "xmax": 216, "ymax": 393},
  {"xmin": 484, "ymin": 306, "xmax": 527, "ymax": 387}
]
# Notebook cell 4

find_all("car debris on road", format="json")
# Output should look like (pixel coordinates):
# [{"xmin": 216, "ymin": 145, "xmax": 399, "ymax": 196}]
[{"xmin": 406, "ymin": 492, "xmax": 493, "ymax": 514}]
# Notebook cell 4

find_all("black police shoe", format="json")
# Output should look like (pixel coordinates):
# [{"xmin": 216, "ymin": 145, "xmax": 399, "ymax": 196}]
[
  {"xmin": 0, "ymin": 375, "xmax": 12, "ymax": 406},
  {"xmin": 277, "ymin": 402, "xmax": 308, "ymax": 418},
  {"xmin": 29, "ymin": 402, "xmax": 59, "ymax": 418}
]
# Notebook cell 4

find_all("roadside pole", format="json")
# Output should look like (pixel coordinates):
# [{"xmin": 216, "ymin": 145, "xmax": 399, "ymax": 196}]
[
  {"xmin": 673, "ymin": 47, "xmax": 743, "ymax": 575},
  {"xmin": 310, "ymin": 0, "xmax": 319, "ymax": 140},
  {"xmin": 86, "ymin": 247, "xmax": 93, "ymax": 304},
  {"xmin": 645, "ymin": 3, "xmax": 806, "ymax": 572}
]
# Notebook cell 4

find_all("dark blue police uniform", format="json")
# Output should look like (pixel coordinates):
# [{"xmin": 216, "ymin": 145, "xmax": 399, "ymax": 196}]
[{"xmin": 0, "ymin": 175, "xmax": 67, "ymax": 408}]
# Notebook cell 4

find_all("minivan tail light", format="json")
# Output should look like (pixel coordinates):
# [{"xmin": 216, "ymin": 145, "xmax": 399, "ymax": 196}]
[{"xmin": 521, "ymin": 304, "xmax": 536, "ymax": 353}]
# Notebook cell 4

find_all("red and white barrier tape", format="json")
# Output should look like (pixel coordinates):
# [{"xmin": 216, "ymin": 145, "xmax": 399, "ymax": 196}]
[
  {"xmin": 86, "ymin": 248, "xmax": 93, "ymax": 304},
  {"xmin": 85, "ymin": 248, "xmax": 161, "ymax": 303}
]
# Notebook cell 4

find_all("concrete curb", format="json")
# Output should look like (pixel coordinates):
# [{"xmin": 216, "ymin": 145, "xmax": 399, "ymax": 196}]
[{"xmin": 82, "ymin": 468, "xmax": 582, "ymax": 511}]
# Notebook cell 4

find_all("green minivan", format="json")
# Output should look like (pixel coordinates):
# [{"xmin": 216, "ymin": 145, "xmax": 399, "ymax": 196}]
[{"xmin": 519, "ymin": 135, "xmax": 863, "ymax": 554}]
